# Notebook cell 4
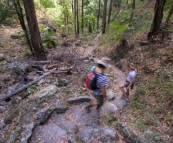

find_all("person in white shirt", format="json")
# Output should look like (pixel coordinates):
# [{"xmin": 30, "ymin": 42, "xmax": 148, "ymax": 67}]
[{"xmin": 119, "ymin": 63, "xmax": 137, "ymax": 99}]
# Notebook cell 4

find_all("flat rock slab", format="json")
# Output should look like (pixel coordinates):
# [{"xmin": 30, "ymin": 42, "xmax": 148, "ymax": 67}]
[
  {"xmin": 52, "ymin": 114, "xmax": 78, "ymax": 133},
  {"xmin": 29, "ymin": 85, "xmax": 57, "ymax": 99},
  {"xmin": 79, "ymin": 126, "xmax": 117, "ymax": 143},
  {"xmin": 54, "ymin": 101, "xmax": 69, "ymax": 114},
  {"xmin": 66, "ymin": 96, "xmax": 92, "ymax": 104},
  {"xmin": 31, "ymin": 123, "xmax": 68, "ymax": 143},
  {"xmin": 64, "ymin": 104, "xmax": 100, "ymax": 128}
]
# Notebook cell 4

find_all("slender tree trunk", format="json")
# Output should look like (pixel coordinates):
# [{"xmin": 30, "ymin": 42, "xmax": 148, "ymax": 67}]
[
  {"xmin": 77, "ymin": 0, "xmax": 79, "ymax": 34},
  {"xmin": 102, "ymin": 0, "xmax": 107, "ymax": 34},
  {"xmin": 148, "ymin": 0, "xmax": 166, "ymax": 38},
  {"xmin": 133, "ymin": 0, "xmax": 135, "ymax": 9},
  {"xmin": 97, "ymin": 0, "xmax": 101, "ymax": 31},
  {"xmin": 71, "ymin": 0, "xmax": 73, "ymax": 13},
  {"xmin": 165, "ymin": 4, "xmax": 173, "ymax": 24},
  {"xmin": 88, "ymin": 22, "xmax": 92, "ymax": 33},
  {"xmin": 12, "ymin": 0, "xmax": 35, "ymax": 57},
  {"xmin": 81, "ymin": 0, "xmax": 84, "ymax": 33},
  {"xmin": 107, "ymin": 0, "xmax": 112, "ymax": 24},
  {"xmin": 74, "ymin": 0, "xmax": 77, "ymax": 37},
  {"xmin": 22, "ymin": 0, "xmax": 46, "ymax": 60},
  {"xmin": 129, "ymin": 0, "xmax": 135, "ymax": 23}
]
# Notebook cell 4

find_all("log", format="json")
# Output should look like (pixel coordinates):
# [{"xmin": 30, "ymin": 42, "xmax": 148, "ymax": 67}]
[
  {"xmin": 115, "ymin": 122, "xmax": 147, "ymax": 143},
  {"xmin": 0, "ymin": 68, "xmax": 72, "ymax": 102}
]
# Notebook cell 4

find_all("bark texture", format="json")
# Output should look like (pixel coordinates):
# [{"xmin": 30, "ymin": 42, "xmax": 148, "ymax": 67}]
[
  {"xmin": 22, "ymin": 0, "xmax": 46, "ymax": 60},
  {"xmin": 148, "ymin": 0, "xmax": 166, "ymax": 38}
]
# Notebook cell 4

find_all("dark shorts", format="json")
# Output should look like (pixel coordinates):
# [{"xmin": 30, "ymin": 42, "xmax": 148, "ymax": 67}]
[
  {"xmin": 124, "ymin": 80, "xmax": 135, "ymax": 89},
  {"xmin": 93, "ymin": 94, "xmax": 104, "ymax": 106}
]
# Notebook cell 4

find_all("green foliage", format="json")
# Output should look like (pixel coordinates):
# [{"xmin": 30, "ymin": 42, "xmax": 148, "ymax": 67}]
[
  {"xmin": 110, "ymin": 21, "xmax": 128, "ymax": 41},
  {"xmin": 136, "ymin": 120, "xmax": 147, "ymax": 131},
  {"xmin": 85, "ymin": 62, "xmax": 96, "ymax": 72},
  {"xmin": 39, "ymin": 24, "xmax": 58, "ymax": 49},
  {"xmin": 0, "ymin": 1, "xmax": 16, "ymax": 24},
  {"xmin": 38, "ymin": 0, "xmax": 56, "ymax": 8},
  {"xmin": 144, "ymin": 130, "xmax": 160, "ymax": 142},
  {"xmin": 164, "ymin": 0, "xmax": 173, "ymax": 11},
  {"xmin": 27, "ymin": 86, "xmax": 37, "ymax": 94},
  {"xmin": 131, "ymin": 87, "xmax": 148, "ymax": 109},
  {"xmin": 84, "ymin": 1, "xmax": 99, "ymax": 32}
]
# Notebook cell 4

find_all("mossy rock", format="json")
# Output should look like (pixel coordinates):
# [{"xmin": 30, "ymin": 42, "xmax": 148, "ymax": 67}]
[
  {"xmin": 4, "ymin": 108, "xmax": 20, "ymax": 124},
  {"xmin": 102, "ymin": 112, "xmax": 117, "ymax": 125}
]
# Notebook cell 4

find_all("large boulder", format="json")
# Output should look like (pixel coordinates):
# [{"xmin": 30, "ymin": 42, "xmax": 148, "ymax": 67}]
[{"xmin": 100, "ymin": 102, "xmax": 118, "ymax": 124}]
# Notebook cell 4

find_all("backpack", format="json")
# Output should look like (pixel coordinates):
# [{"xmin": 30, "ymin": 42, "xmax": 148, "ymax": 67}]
[{"xmin": 85, "ymin": 68, "xmax": 98, "ymax": 90}]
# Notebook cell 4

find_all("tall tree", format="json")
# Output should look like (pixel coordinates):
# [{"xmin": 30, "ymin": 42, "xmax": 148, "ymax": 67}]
[
  {"xmin": 97, "ymin": 0, "xmax": 101, "ymax": 31},
  {"xmin": 107, "ymin": 0, "xmax": 112, "ymax": 24},
  {"xmin": 165, "ymin": 4, "xmax": 173, "ymax": 24},
  {"xmin": 129, "ymin": 0, "xmax": 135, "ymax": 23},
  {"xmin": 148, "ymin": 0, "xmax": 166, "ymax": 38},
  {"xmin": 102, "ymin": 0, "xmax": 107, "ymax": 34},
  {"xmin": 74, "ymin": 0, "xmax": 77, "ymax": 37},
  {"xmin": 22, "ymin": 0, "xmax": 46, "ymax": 60},
  {"xmin": 76, "ymin": 0, "xmax": 79, "ymax": 34},
  {"xmin": 12, "ymin": 0, "xmax": 35, "ymax": 57},
  {"xmin": 81, "ymin": 0, "xmax": 84, "ymax": 33}
]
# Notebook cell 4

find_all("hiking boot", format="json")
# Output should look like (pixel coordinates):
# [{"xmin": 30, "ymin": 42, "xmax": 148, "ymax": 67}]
[
  {"xmin": 122, "ymin": 93, "xmax": 128, "ymax": 99},
  {"xmin": 84, "ymin": 105, "xmax": 91, "ymax": 113},
  {"xmin": 96, "ymin": 105, "xmax": 101, "ymax": 110}
]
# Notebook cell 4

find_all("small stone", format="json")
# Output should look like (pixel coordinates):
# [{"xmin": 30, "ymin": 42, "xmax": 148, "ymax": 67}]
[
  {"xmin": 0, "ymin": 106, "xmax": 6, "ymax": 112},
  {"xmin": 33, "ymin": 107, "xmax": 37, "ymax": 111}
]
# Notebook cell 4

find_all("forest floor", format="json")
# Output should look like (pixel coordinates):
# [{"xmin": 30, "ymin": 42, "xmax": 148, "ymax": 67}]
[
  {"xmin": 0, "ymin": 21, "xmax": 173, "ymax": 142},
  {"xmin": 0, "ymin": 1, "xmax": 173, "ymax": 142}
]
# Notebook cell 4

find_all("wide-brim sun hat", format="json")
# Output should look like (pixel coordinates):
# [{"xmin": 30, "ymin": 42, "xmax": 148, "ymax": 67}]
[
  {"xmin": 97, "ymin": 57, "xmax": 112, "ymax": 68},
  {"xmin": 129, "ymin": 63, "xmax": 135, "ymax": 70}
]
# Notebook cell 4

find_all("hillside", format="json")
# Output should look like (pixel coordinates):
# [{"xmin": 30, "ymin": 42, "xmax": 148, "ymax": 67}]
[{"xmin": 0, "ymin": 0, "xmax": 173, "ymax": 143}]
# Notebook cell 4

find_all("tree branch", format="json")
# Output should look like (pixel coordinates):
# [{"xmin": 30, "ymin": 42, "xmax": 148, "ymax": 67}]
[{"xmin": 0, "ymin": 67, "xmax": 74, "ymax": 102}]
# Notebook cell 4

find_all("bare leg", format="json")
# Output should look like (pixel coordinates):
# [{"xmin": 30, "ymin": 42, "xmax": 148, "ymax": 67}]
[
  {"xmin": 126, "ymin": 87, "xmax": 129, "ymax": 95},
  {"xmin": 85, "ymin": 101, "xmax": 99, "ymax": 113},
  {"xmin": 119, "ymin": 84, "xmax": 126, "ymax": 95}
]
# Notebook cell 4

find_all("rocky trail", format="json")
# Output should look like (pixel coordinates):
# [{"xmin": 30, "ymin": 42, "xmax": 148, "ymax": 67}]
[{"xmin": 0, "ymin": 32, "xmax": 145, "ymax": 143}]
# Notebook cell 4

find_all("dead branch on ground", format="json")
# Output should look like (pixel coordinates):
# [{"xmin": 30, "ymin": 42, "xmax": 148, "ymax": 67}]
[{"xmin": 0, "ymin": 66, "xmax": 74, "ymax": 102}]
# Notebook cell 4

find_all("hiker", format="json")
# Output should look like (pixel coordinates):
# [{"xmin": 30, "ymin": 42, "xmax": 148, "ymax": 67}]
[
  {"xmin": 119, "ymin": 63, "xmax": 137, "ymax": 99},
  {"xmin": 85, "ymin": 58, "xmax": 111, "ymax": 113}
]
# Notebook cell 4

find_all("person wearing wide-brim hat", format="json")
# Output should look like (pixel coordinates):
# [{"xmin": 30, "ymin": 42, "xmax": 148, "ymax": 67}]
[
  {"xmin": 119, "ymin": 63, "xmax": 137, "ymax": 99},
  {"xmin": 85, "ymin": 57, "xmax": 111, "ymax": 113}
]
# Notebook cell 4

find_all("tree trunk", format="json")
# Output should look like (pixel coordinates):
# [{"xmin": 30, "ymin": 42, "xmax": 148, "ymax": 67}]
[
  {"xmin": 97, "ymin": 0, "xmax": 101, "ymax": 31},
  {"xmin": 77, "ymin": 0, "xmax": 79, "ymax": 34},
  {"xmin": 81, "ymin": 0, "xmax": 84, "ymax": 33},
  {"xmin": 12, "ymin": 0, "xmax": 35, "ymax": 57},
  {"xmin": 129, "ymin": 0, "xmax": 135, "ymax": 23},
  {"xmin": 22, "ymin": 0, "xmax": 46, "ymax": 60},
  {"xmin": 102, "ymin": 0, "xmax": 107, "ymax": 34},
  {"xmin": 88, "ymin": 22, "xmax": 92, "ymax": 33},
  {"xmin": 107, "ymin": 0, "xmax": 112, "ymax": 24},
  {"xmin": 165, "ymin": 4, "xmax": 173, "ymax": 24},
  {"xmin": 71, "ymin": 0, "xmax": 73, "ymax": 13},
  {"xmin": 148, "ymin": 0, "xmax": 166, "ymax": 38},
  {"xmin": 74, "ymin": 0, "xmax": 77, "ymax": 37}
]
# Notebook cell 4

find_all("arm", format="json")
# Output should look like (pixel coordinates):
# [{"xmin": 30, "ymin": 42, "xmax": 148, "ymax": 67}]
[{"xmin": 101, "ymin": 86, "xmax": 107, "ymax": 102}]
